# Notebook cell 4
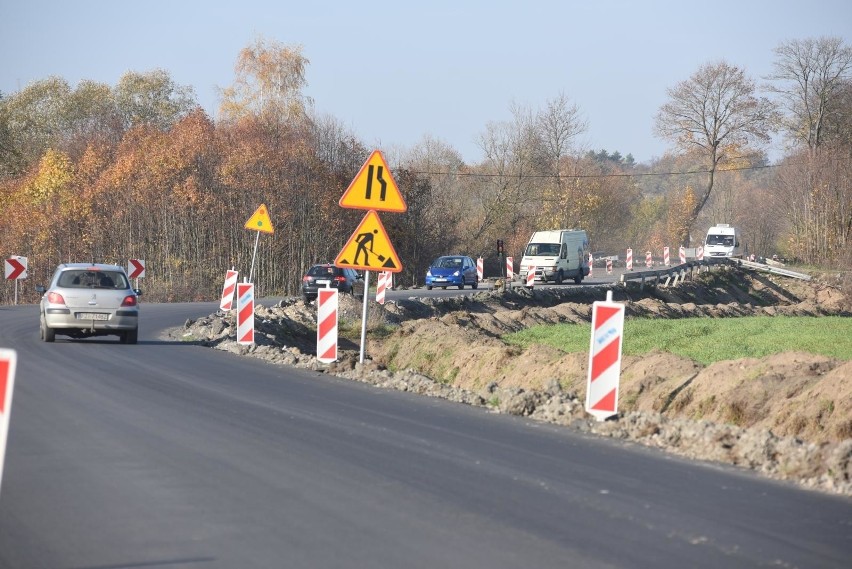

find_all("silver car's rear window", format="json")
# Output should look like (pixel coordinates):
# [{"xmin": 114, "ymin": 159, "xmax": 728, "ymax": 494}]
[{"xmin": 57, "ymin": 270, "xmax": 129, "ymax": 289}]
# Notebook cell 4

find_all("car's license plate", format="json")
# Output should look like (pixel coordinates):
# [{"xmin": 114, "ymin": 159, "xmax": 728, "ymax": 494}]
[
  {"xmin": 435, "ymin": 278, "xmax": 447, "ymax": 282},
  {"xmin": 77, "ymin": 313, "xmax": 109, "ymax": 321},
  {"xmin": 316, "ymin": 279, "xmax": 331, "ymax": 286}
]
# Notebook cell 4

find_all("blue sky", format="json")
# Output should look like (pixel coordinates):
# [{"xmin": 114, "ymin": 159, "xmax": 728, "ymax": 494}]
[{"xmin": 2, "ymin": 0, "xmax": 850, "ymax": 164}]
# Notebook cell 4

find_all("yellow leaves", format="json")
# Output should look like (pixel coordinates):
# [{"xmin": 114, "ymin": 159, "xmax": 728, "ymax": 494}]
[{"xmin": 21, "ymin": 149, "xmax": 74, "ymax": 204}]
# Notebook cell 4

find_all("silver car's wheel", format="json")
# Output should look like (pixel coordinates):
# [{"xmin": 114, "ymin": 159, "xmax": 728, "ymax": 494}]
[{"xmin": 41, "ymin": 314, "xmax": 55, "ymax": 342}]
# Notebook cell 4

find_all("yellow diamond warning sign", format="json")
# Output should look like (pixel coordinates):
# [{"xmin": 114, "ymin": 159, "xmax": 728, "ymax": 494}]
[
  {"xmin": 335, "ymin": 210, "xmax": 402, "ymax": 272},
  {"xmin": 339, "ymin": 150, "xmax": 407, "ymax": 212},
  {"xmin": 245, "ymin": 204, "xmax": 274, "ymax": 234}
]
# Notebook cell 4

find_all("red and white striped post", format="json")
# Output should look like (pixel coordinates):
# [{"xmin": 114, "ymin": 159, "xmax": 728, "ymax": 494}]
[
  {"xmin": 505, "ymin": 256, "xmax": 514, "ymax": 280},
  {"xmin": 663, "ymin": 246, "xmax": 670, "ymax": 266},
  {"xmin": 375, "ymin": 271, "xmax": 389, "ymax": 305},
  {"xmin": 317, "ymin": 288, "xmax": 338, "ymax": 363},
  {"xmin": 626, "ymin": 249, "xmax": 633, "ymax": 271},
  {"xmin": 585, "ymin": 291, "xmax": 625, "ymax": 421},
  {"xmin": 679, "ymin": 246, "xmax": 686, "ymax": 264},
  {"xmin": 220, "ymin": 269, "xmax": 239, "ymax": 310},
  {"xmin": 606, "ymin": 258, "xmax": 613, "ymax": 274},
  {"xmin": 697, "ymin": 246, "xmax": 704, "ymax": 261},
  {"xmin": 526, "ymin": 266, "xmax": 536, "ymax": 288},
  {"xmin": 236, "ymin": 282, "xmax": 254, "ymax": 345},
  {"xmin": 476, "ymin": 257, "xmax": 484, "ymax": 282},
  {"xmin": 588, "ymin": 253, "xmax": 594, "ymax": 278},
  {"xmin": 645, "ymin": 251, "xmax": 653, "ymax": 268}
]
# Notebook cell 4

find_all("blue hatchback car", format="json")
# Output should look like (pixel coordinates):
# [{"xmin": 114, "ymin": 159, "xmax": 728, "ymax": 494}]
[{"xmin": 425, "ymin": 255, "xmax": 479, "ymax": 290}]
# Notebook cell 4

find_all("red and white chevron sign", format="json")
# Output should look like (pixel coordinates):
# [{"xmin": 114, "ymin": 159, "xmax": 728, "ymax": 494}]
[
  {"xmin": 317, "ymin": 288, "xmax": 338, "ymax": 363},
  {"xmin": 585, "ymin": 291, "xmax": 625, "ymax": 421},
  {"xmin": 236, "ymin": 283, "xmax": 254, "ymax": 345},
  {"xmin": 4, "ymin": 257, "xmax": 27, "ymax": 280},
  {"xmin": 0, "ymin": 349, "xmax": 18, "ymax": 496},
  {"xmin": 128, "ymin": 259, "xmax": 145, "ymax": 279}
]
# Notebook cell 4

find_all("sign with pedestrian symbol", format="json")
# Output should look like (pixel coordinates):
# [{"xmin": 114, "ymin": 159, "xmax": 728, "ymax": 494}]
[
  {"xmin": 335, "ymin": 210, "xmax": 402, "ymax": 272},
  {"xmin": 244, "ymin": 204, "xmax": 274, "ymax": 234},
  {"xmin": 339, "ymin": 150, "xmax": 407, "ymax": 213}
]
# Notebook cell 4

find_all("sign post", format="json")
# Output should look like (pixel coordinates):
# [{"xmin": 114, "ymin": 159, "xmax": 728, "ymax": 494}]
[
  {"xmin": 0, "ymin": 349, "xmax": 17, "ymax": 497},
  {"xmin": 244, "ymin": 204, "xmax": 274, "ymax": 283},
  {"xmin": 337, "ymin": 150, "xmax": 407, "ymax": 364},
  {"xmin": 4, "ymin": 257, "xmax": 27, "ymax": 305},
  {"xmin": 585, "ymin": 291, "xmax": 625, "ymax": 421}
]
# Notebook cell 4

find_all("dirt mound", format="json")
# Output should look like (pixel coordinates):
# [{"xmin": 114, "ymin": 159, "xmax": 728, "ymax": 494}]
[{"xmin": 169, "ymin": 266, "xmax": 852, "ymax": 495}]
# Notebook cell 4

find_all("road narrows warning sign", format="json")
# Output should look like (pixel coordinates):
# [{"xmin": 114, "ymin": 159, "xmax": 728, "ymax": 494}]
[
  {"xmin": 335, "ymin": 210, "xmax": 403, "ymax": 272},
  {"xmin": 339, "ymin": 150, "xmax": 407, "ymax": 212}
]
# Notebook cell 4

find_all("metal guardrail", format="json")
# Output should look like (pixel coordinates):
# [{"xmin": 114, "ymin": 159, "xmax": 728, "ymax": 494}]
[{"xmin": 619, "ymin": 257, "xmax": 812, "ymax": 289}]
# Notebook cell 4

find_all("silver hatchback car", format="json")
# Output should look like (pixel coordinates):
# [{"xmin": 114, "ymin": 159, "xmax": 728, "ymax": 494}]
[{"xmin": 36, "ymin": 263, "xmax": 142, "ymax": 344}]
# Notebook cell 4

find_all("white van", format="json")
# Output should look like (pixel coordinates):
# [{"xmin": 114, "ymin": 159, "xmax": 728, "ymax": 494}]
[
  {"xmin": 704, "ymin": 224, "xmax": 743, "ymax": 258},
  {"xmin": 519, "ymin": 229, "xmax": 590, "ymax": 284}
]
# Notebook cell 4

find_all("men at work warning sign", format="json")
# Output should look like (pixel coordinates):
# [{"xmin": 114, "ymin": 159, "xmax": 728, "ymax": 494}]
[{"xmin": 335, "ymin": 210, "xmax": 402, "ymax": 272}]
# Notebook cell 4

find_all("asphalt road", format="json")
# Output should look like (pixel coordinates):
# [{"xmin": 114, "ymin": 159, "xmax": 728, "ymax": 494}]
[{"xmin": 0, "ymin": 301, "xmax": 850, "ymax": 568}]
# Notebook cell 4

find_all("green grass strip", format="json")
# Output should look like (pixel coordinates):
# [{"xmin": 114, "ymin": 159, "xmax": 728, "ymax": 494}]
[{"xmin": 504, "ymin": 316, "xmax": 852, "ymax": 365}]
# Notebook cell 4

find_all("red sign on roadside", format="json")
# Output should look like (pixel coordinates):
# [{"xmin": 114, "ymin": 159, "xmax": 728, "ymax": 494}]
[
  {"xmin": 4, "ymin": 257, "xmax": 27, "ymax": 280},
  {"xmin": 0, "ymin": 349, "xmax": 18, "ymax": 497},
  {"xmin": 128, "ymin": 259, "xmax": 145, "ymax": 279}
]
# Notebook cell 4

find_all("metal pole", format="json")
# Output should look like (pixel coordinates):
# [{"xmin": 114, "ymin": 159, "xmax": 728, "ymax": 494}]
[
  {"xmin": 359, "ymin": 271, "xmax": 370, "ymax": 364},
  {"xmin": 248, "ymin": 231, "xmax": 260, "ymax": 283}
]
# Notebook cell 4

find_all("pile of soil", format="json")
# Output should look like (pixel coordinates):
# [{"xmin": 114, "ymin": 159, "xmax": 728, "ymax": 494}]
[{"xmin": 167, "ymin": 266, "xmax": 852, "ymax": 496}]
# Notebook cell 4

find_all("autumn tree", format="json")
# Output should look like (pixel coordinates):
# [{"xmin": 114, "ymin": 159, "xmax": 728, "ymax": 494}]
[
  {"xmin": 655, "ymin": 61, "xmax": 776, "ymax": 245},
  {"xmin": 113, "ymin": 70, "xmax": 198, "ymax": 131},
  {"xmin": 768, "ymin": 36, "xmax": 852, "ymax": 151},
  {"xmin": 219, "ymin": 37, "xmax": 312, "ymax": 124}
]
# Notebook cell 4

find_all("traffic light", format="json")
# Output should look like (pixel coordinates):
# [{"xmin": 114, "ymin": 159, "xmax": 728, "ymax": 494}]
[{"xmin": 496, "ymin": 239, "xmax": 504, "ymax": 254}]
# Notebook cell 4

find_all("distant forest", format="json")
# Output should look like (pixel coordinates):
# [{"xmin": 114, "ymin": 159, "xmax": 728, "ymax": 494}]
[{"xmin": 1, "ymin": 36, "xmax": 850, "ymax": 303}]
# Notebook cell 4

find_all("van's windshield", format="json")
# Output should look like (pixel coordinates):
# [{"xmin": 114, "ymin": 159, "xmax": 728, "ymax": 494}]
[
  {"xmin": 706, "ymin": 235, "xmax": 734, "ymax": 246},
  {"xmin": 525, "ymin": 243, "xmax": 560, "ymax": 256}
]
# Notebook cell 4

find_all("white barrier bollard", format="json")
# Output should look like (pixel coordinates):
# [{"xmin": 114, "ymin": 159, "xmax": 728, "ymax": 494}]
[
  {"xmin": 626, "ymin": 249, "xmax": 633, "ymax": 271},
  {"xmin": 526, "ymin": 266, "xmax": 536, "ymax": 288},
  {"xmin": 679, "ymin": 246, "xmax": 686, "ymax": 264},
  {"xmin": 219, "ymin": 269, "xmax": 239, "ymax": 310},
  {"xmin": 236, "ymin": 283, "xmax": 254, "ymax": 345},
  {"xmin": 476, "ymin": 257, "xmax": 484, "ymax": 282},
  {"xmin": 506, "ymin": 256, "xmax": 514, "ymax": 280},
  {"xmin": 664, "ymin": 246, "xmax": 670, "ymax": 266}
]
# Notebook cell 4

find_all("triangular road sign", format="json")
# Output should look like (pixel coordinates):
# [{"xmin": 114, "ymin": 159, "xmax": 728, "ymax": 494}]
[
  {"xmin": 245, "ymin": 204, "xmax": 274, "ymax": 234},
  {"xmin": 335, "ymin": 210, "xmax": 403, "ymax": 273},
  {"xmin": 339, "ymin": 150, "xmax": 407, "ymax": 212}
]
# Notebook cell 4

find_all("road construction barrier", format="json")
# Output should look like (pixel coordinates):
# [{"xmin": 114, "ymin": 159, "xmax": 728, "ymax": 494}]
[
  {"xmin": 476, "ymin": 257, "xmax": 483, "ymax": 281},
  {"xmin": 506, "ymin": 256, "xmax": 513, "ymax": 279},
  {"xmin": 236, "ymin": 283, "xmax": 254, "ymax": 345},
  {"xmin": 663, "ymin": 246, "xmax": 670, "ymax": 266},
  {"xmin": 679, "ymin": 246, "xmax": 686, "ymax": 264},
  {"xmin": 697, "ymin": 246, "xmax": 704, "ymax": 261},
  {"xmin": 317, "ymin": 288, "xmax": 338, "ymax": 363},
  {"xmin": 526, "ymin": 266, "xmax": 536, "ymax": 287},
  {"xmin": 585, "ymin": 291, "xmax": 624, "ymax": 421},
  {"xmin": 375, "ymin": 271, "xmax": 390, "ymax": 305},
  {"xmin": 220, "ymin": 269, "xmax": 239, "ymax": 310},
  {"xmin": 626, "ymin": 248, "xmax": 633, "ymax": 271},
  {"xmin": 606, "ymin": 258, "xmax": 613, "ymax": 274},
  {"xmin": 588, "ymin": 253, "xmax": 594, "ymax": 277},
  {"xmin": 645, "ymin": 251, "xmax": 653, "ymax": 268}
]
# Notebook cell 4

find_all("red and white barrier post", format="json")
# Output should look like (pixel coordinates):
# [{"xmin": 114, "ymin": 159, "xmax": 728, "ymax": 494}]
[
  {"xmin": 645, "ymin": 251, "xmax": 653, "ymax": 268},
  {"xmin": 663, "ymin": 246, "xmax": 670, "ymax": 266},
  {"xmin": 697, "ymin": 246, "xmax": 704, "ymax": 261},
  {"xmin": 626, "ymin": 248, "xmax": 633, "ymax": 271},
  {"xmin": 375, "ymin": 271, "xmax": 390, "ymax": 305},
  {"xmin": 679, "ymin": 246, "xmax": 686, "ymax": 264},
  {"xmin": 606, "ymin": 258, "xmax": 613, "ymax": 274},
  {"xmin": 476, "ymin": 257, "xmax": 484, "ymax": 282},
  {"xmin": 526, "ymin": 266, "xmax": 536, "ymax": 288},
  {"xmin": 0, "ymin": 349, "xmax": 17, "ymax": 497},
  {"xmin": 505, "ymin": 256, "xmax": 514, "ymax": 280},
  {"xmin": 585, "ymin": 291, "xmax": 625, "ymax": 421},
  {"xmin": 317, "ymin": 288, "xmax": 338, "ymax": 363},
  {"xmin": 588, "ymin": 253, "xmax": 594, "ymax": 278},
  {"xmin": 220, "ymin": 269, "xmax": 239, "ymax": 310},
  {"xmin": 236, "ymin": 282, "xmax": 254, "ymax": 345}
]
